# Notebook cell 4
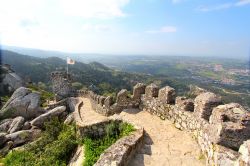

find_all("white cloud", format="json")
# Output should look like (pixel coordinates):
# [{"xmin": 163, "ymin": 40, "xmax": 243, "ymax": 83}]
[
  {"xmin": 146, "ymin": 26, "xmax": 177, "ymax": 34},
  {"xmin": 197, "ymin": 0, "xmax": 250, "ymax": 12},
  {"xmin": 235, "ymin": 0, "xmax": 250, "ymax": 6},
  {"xmin": 61, "ymin": 0, "xmax": 130, "ymax": 19},
  {"xmin": 82, "ymin": 23, "xmax": 112, "ymax": 32},
  {"xmin": 197, "ymin": 3, "xmax": 233, "ymax": 12}
]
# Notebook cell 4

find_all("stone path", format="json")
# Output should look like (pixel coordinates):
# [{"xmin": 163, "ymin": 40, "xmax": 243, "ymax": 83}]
[
  {"xmin": 78, "ymin": 97, "xmax": 205, "ymax": 166},
  {"xmin": 77, "ymin": 97, "xmax": 108, "ymax": 126},
  {"xmin": 120, "ymin": 109, "xmax": 205, "ymax": 166}
]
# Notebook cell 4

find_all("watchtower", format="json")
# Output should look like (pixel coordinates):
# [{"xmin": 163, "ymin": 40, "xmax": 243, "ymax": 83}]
[{"xmin": 50, "ymin": 71, "xmax": 72, "ymax": 101}]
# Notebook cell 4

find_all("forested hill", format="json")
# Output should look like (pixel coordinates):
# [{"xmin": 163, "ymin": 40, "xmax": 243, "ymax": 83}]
[{"xmin": 1, "ymin": 50, "xmax": 152, "ymax": 95}]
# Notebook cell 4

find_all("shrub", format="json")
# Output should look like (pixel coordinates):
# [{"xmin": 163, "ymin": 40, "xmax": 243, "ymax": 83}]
[
  {"xmin": 83, "ymin": 121, "xmax": 135, "ymax": 166},
  {"xmin": 2, "ymin": 118, "xmax": 77, "ymax": 166}
]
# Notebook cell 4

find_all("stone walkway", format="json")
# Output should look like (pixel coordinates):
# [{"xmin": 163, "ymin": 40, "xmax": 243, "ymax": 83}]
[
  {"xmin": 78, "ymin": 97, "xmax": 205, "ymax": 166},
  {"xmin": 77, "ymin": 97, "xmax": 108, "ymax": 126}
]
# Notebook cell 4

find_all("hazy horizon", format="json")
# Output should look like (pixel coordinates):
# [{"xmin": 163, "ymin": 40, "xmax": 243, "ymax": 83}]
[{"xmin": 1, "ymin": 44, "xmax": 250, "ymax": 61}]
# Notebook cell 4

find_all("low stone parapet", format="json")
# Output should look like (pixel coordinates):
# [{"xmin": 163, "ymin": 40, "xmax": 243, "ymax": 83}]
[
  {"xmin": 76, "ymin": 82, "xmax": 250, "ymax": 165},
  {"xmin": 76, "ymin": 118, "xmax": 144, "ymax": 166}
]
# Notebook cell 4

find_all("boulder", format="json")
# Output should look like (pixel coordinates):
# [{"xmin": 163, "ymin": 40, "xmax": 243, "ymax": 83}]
[
  {"xmin": 5, "ymin": 129, "xmax": 41, "ymax": 147},
  {"xmin": 8, "ymin": 116, "xmax": 25, "ymax": 133},
  {"xmin": 22, "ymin": 122, "xmax": 31, "ymax": 130},
  {"xmin": 64, "ymin": 113, "xmax": 75, "ymax": 125},
  {"xmin": 0, "ymin": 119, "xmax": 13, "ymax": 133},
  {"xmin": 0, "ymin": 141, "xmax": 14, "ymax": 157},
  {"xmin": 0, "ymin": 87, "xmax": 45, "ymax": 120},
  {"xmin": 3, "ymin": 72, "xmax": 24, "ymax": 92},
  {"xmin": 0, "ymin": 133, "xmax": 7, "ymax": 147},
  {"xmin": 30, "ymin": 106, "xmax": 66, "ymax": 128},
  {"xmin": 1, "ymin": 65, "xmax": 24, "ymax": 92}
]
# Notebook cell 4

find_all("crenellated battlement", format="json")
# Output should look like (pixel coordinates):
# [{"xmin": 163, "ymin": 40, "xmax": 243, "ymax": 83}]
[{"xmin": 77, "ymin": 83, "xmax": 250, "ymax": 166}]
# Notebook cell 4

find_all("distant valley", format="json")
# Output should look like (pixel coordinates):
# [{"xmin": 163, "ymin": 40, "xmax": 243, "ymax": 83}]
[{"xmin": 1, "ymin": 47, "xmax": 250, "ymax": 110}]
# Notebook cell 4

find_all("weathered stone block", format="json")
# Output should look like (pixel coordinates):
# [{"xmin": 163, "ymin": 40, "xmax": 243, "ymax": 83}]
[
  {"xmin": 116, "ymin": 89, "xmax": 129, "ymax": 106},
  {"xmin": 176, "ymin": 96, "xmax": 194, "ymax": 112},
  {"xmin": 132, "ymin": 83, "xmax": 146, "ymax": 100},
  {"xmin": 158, "ymin": 86, "xmax": 176, "ymax": 104},
  {"xmin": 209, "ymin": 103, "xmax": 250, "ymax": 150},
  {"xmin": 95, "ymin": 95, "xmax": 101, "ymax": 104},
  {"xmin": 104, "ymin": 96, "xmax": 113, "ymax": 108},
  {"xmin": 99, "ymin": 96, "xmax": 105, "ymax": 106},
  {"xmin": 145, "ymin": 84, "xmax": 159, "ymax": 98},
  {"xmin": 194, "ymin": 92, "xmax": 222, "ymax": 120}
]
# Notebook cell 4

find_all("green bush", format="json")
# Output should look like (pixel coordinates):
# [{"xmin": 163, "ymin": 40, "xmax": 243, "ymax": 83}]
[
  {"xmin": 2, "ymin": 120, "xmax": 135, "ymax": 166},
  {"xmin": 83, "ymin": 121, "xmax": 135, "ymax": 166},
  {"xmin": 2, "ymin": 118, "xmax": 77, "ymax": 166}
]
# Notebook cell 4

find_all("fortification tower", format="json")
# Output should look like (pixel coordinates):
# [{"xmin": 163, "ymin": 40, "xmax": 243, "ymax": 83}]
[{"xmin": 50, "ymin": 71, "xmax": 72, "ymax": 101}]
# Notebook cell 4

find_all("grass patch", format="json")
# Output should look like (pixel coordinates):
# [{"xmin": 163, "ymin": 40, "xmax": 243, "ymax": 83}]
[
  {"xmin": 83, "ymin": 121, "xmax": 135, "ymax": 166},
  {"xmin": 1, "ymin": 96, "xmax": 10, "ymax": 103},
  {"xmin": 1, "ymin": 118, "xmax": 78, "ymax": 166}
]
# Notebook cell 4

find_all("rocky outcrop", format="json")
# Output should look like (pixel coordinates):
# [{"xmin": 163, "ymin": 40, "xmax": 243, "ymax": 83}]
[
  {"xmin": 30, "ymin": 106, "xmax": 66, "ymax": 128},
  {"xmin": 8, "ymin": 116, "xmax": 25, "ymax": 134},
  {"xmin": 0, "ymin": 119, "xmax": 13, "ymax": 133},
  {"xmin": 1, "ymin": 64, "xmax": 24, "ymax": 93},
  {"xmin": 64, "ymin": 113, "xmax": 75, "ymax": 125},
  {"xmin": 22, "ymin": 122, "xmax": 31, "ymax": 130},
  {"xmin": 5, "ymin": 129, "xmax": 41, "ymax": 147},
  {"xmin": 0, "ymin": 87, "xmax": 45, "ymax": 120},
  {"xmin": 0, "ymin": 133, "xmax": 7, "ymax": 147},
  {"xmin": 0, "ymin": 141, "xmax": 14, "ymax": 156}
]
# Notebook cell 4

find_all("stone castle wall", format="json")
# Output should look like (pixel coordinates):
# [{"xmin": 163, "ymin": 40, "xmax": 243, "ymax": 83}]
[
  {"xmin": 84, "ymin": 83, "xmax": 146, "ymax": 116},
  {"xmin": 78, "ymin": 83, "xmax": 250, "ymax": 166}
]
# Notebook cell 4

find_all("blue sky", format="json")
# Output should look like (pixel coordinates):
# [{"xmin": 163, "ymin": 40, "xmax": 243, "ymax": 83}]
[{"xmin": 0, "ymin": 0, "xmax": 250, "ymax": 58}]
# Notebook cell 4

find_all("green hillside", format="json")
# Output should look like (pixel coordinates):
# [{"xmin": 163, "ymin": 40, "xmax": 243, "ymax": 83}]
[{"xmin": 1, "ymin": 50, "xmax": 151, "ymax": 95}]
